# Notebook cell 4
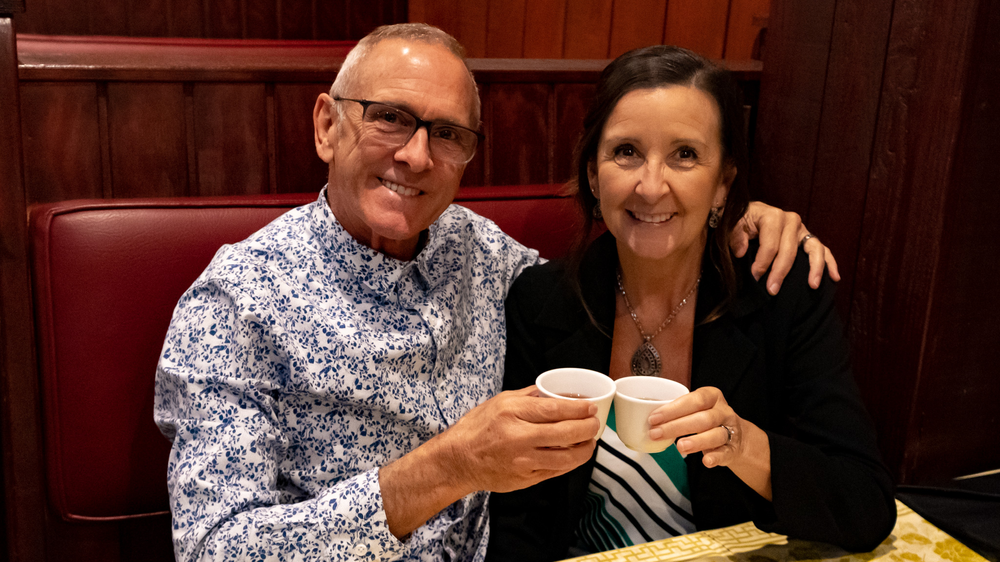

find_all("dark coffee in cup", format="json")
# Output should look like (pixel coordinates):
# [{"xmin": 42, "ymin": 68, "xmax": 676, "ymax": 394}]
[{"xmin": 556, "ymin": 392, "xmax": 592, "ymax": 399}]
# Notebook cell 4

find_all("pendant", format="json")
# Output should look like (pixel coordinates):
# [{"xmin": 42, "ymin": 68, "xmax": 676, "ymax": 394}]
[{"xmin": 630, "ymin": 341, "xmax": 662, "ymax": 377}]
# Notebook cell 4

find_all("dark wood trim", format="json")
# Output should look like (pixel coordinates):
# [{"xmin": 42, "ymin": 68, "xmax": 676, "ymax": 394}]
[
  {"xmin": 1, "ymin": 15, "xmax": 47, "ymax": 560},
  {"xmin": 16, "ymin": 35, "xmax": 763, "ymax": 83},
  {"xmin": 0, "ymin": 0, "xmax": 24, "ymax": 16},
  {"xmin": 16, "ymin": 34, "xmax": 357, "ymax": 82}
]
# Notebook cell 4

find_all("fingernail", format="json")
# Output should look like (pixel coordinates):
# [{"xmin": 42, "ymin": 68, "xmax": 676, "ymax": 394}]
[
  {"xmin": 649, "ymin": 427, "xmax": 663, "ymax": 440},
  {"xmin": 768, "ymin": 282, "xmax": 780, "ymax": 295},
  {"xmin": 704, "ymin": 456, "xmax": 716, "ymax": 468},
  {"xmin": 648, "ymin": 413, "xmax": 663, "ymax": 426},
  {"xmin": 588, "ymin": 404, "xmax": 597, "ymax": 415}
]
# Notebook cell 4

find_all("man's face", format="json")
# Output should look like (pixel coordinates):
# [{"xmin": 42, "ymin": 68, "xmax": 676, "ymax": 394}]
[{"xmin": 314, "ymin": 39, "xmax": 477, "ymax": 260}]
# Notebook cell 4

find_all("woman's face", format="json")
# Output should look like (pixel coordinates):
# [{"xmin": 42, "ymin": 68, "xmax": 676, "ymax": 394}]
[{"xmin": 589, "ymin": 86, "xmax": 734, "ymax": 264}]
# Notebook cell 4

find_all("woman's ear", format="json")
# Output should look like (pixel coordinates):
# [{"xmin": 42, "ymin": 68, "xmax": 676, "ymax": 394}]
[
  {"xmin": 314, "ymin": 93, "xmax": 338, "ymax": 164},
  {"xmin": 722, "ymin": 164, "xmax": 737, "ymax": 189},
  {"xmin": 587, "ymin": 160, "xmax": 600, "ymax": 199},
  {"xmin": 714, "ymin": 164, "xmax": 736, "ymax": 207}
]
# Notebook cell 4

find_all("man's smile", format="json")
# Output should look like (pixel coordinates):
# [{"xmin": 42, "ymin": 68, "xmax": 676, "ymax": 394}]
[{"xmin": 380, "ymin": 177, "xmax": 421, "ymax": 197}]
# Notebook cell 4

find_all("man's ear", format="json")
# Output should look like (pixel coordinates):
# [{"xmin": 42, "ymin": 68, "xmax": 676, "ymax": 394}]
[{"xmin": 314, "ymin": 93, "xmax": 337, "ymax": 164}]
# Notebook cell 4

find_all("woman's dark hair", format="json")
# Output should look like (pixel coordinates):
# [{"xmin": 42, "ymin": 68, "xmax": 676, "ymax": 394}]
[{"xmin": 569, "ymin": 45, "xmax": 750, "ymax": 323}]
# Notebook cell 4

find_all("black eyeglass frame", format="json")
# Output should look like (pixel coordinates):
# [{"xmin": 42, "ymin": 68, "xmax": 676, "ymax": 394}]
[{"xmin": 333, "ymin": 97, "xmax": 484, "ymax": 164}]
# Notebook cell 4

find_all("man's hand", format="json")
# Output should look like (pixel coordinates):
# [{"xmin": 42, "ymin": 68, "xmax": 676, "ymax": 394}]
[
  {"xmin": 378, "ymin": 387, "xmax": 598, "ymax": 539},
  {"xmin": 730, "ymin": 201, "xmax": 841, "ymax": 295},
  {"xmin": 441, "ymin": 386, "xmax": 598, "ymax": 493}
]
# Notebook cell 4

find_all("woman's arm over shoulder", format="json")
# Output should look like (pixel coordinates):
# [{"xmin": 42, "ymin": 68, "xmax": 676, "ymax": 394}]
[{"xmin": 750, "ymin": 249, "xmax": 896, "ymax": 551}]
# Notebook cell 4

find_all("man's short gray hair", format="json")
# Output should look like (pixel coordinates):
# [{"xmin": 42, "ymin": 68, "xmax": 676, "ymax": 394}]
[{"xmin": 330, "ymin": 23, "xmax": 481, "ymax": 128}]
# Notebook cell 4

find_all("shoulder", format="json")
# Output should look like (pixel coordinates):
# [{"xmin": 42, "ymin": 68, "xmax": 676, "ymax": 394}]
[
  {"xmin": 436, "ymin": 205, "xmax": 506, "ymax": 241},
  {"xmin": 425, "ymin": 206, "xmax": 540, "ymax": 283},
  {"xmin": 198, "ymin": 204, "xmax": 316, "ymax": 289},
  {"xmin": 508, "ymin": 259, "xmax": 568, "ymax": 303},
  {"xmin": 731, "ymin": 242, "xmax": 835, "ymax": 317},
  {"xmin": 435, "ymin": 205, "xmax": 530, "ymax": 255}
]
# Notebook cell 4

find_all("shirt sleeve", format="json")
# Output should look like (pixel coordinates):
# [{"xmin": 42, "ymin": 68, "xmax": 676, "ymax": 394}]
[{"xmin": 154, "ymin": 280, "xmax": 407, "ymax": 562}]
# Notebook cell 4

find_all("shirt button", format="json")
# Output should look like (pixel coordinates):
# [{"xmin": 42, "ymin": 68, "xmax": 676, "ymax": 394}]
[{"xmin": 352, "ymin": 543, "xmax": 367, "ymax": 556}]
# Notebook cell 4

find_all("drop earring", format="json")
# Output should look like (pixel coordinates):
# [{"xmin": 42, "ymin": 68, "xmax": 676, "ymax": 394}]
[{"xmin": 708, "ymin": 206, "xmax": 722, "ymax": 228}]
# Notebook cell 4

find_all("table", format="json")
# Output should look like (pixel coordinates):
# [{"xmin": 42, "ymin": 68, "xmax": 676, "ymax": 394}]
[{"xmin": 561, "ymin": 499, "xmax": 987, "ymax": 562}]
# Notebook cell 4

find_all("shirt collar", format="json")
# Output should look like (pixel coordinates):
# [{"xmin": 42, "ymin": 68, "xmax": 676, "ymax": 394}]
[
  {"xmin": 309, "ymin": 187, "xmax": 412, "ymax": 298},
  {"xmin": 310, "ymin": 187, "xmax": 468, "ymax": 300}
]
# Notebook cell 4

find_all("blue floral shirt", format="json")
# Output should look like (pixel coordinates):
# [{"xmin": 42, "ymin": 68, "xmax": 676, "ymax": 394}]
[{"xmin": 154, "ymin": 189, "xmax": 540, "ymax": 561}]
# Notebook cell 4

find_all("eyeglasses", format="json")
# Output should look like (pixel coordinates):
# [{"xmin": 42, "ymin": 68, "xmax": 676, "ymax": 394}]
[{"xmin": 333, "ymin": 97, "xmax": 482, "ymax": 165}]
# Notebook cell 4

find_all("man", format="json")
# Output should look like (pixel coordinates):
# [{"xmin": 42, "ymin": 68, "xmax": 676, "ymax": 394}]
[{"xmin": 155, "ymin": 23, "xmax": 836, "ymax": 562}]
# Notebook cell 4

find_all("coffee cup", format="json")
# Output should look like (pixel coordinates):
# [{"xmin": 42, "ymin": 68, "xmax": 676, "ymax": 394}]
[
  {"xmin": 613, "ymin": 376, "xmax": 690, "ymax": 453},
  {"xmin": 535, "ymin": 368, "xmax": 616, "ymax": 439}
]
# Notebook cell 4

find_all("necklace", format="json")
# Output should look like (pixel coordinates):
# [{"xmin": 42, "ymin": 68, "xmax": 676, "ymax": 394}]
[{"xmin": 616, "ymin": 271, "xmax": 700, "ymax": 377}]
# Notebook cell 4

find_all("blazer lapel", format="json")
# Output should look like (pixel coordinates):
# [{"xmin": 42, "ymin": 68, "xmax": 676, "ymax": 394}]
[
  {"xmin": 691, "ymin": 315, "xmax": 757, "ymax": 396},
  {"xmin": 690, "ymin": 265, "xmax": 769, "ymax": 396}
]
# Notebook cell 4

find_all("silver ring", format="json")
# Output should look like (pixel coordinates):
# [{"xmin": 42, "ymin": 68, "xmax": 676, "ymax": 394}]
[
  {"xmin": 800, "ymin": 233, "xmax": 817, "ymax": 247},
  {"xmin": 720, "ymin": 425, "xmax": 734, "ymax": 445}
]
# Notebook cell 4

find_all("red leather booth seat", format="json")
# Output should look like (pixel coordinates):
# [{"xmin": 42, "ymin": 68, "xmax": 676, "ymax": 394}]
[{"xmin": 26, "ymin": 184, "xmax": 581, "ymax": 560}]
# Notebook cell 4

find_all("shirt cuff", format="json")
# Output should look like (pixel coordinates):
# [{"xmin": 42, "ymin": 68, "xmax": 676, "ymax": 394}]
[{"xmin": 320, "ymin": 468, "xmax": 408, "ymax": 560}]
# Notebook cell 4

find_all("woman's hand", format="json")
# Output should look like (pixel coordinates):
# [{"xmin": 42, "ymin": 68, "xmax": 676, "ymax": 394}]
[
  {"xmin": 731, "ymin": 201, "xmax": 841, "ymax": 294},
  {"xmin": 647, "ymin": 386, "xmax": 773, "ymax": 499}
]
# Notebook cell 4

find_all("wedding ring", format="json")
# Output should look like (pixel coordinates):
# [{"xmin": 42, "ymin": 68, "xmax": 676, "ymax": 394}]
[
  {"xmin": 720, "ymin": 425, "xmax": 734, "ymax": 445},
  {"xmin": 799, "ymin": 233, "xmax": 817, "ymax": 247}
]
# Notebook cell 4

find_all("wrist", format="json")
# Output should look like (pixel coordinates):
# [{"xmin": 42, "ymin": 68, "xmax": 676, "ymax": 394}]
[
  {"xmin": 424, "ymin": 425, "xmax": 480, "ymax": 498},
  {"xmin": 378, "ymin": 431, "xmax": 478, "ymax": 539},
  {"xmin": 728, "ymin": 420, "xmax": 773, "ymax": 500}
]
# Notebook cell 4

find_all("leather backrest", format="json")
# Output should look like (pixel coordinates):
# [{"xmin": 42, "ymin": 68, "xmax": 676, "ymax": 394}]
[{"xmin": 27, "ymin": 185, "xmax": 581, "ymax": 521}]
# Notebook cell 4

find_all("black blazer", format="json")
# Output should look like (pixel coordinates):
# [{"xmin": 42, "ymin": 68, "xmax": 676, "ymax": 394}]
[{"xmin": 487, "ymin": 233, "xmax": 896, "ymax": 561}]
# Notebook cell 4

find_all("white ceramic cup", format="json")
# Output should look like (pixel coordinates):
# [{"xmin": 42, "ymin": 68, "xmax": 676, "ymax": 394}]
[
  {"xmin": 613, "ymin": 376, "xmax": 690, "ymax": 453},
  {"xmin": 535, "ymin": 368, "xmax": 616, "ymax": 440}
]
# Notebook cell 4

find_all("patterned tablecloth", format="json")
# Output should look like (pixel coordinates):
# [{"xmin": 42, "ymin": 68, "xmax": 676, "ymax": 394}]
[{"xmin": 561, "ymin": 500, "xmax": 987, "ymax": 562}]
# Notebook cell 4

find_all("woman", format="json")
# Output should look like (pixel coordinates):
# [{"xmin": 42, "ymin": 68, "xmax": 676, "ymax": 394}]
[{"xmin": 488, "ymin": 46, "xmax": 895, "ymax": 561}]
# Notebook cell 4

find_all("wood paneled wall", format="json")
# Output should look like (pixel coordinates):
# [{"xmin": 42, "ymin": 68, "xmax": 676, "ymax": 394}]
[
  {"xmin": 13, "ymin": 0, "xmax": 768, "ymax": 60},
  {"xmin": 755, "ymin": 0, "xmax": 1000, "ymax": 484},
  {"xmin": 13, "ymin": 0, "xmax": 406, "ymax": 39},
  {"xmin": 14, "ymin": 35, "xmax": 761, "ymax": 205},
  {"xmin": 410, "ymin": 0, "xmax": 770, "ymax": 59}
]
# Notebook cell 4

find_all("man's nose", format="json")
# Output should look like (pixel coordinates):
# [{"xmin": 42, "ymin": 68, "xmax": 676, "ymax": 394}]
[{"xmin": 394, "ymin": 125, "xmax": 433, "ymax": 172}]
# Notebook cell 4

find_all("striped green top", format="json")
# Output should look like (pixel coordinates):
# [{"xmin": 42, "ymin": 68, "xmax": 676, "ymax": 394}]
[{"xmin": 576, "ymin": 403, "xmax": 696, "ymax": 551}]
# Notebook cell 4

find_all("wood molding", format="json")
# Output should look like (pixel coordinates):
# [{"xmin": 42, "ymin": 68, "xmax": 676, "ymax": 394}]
[
  {"xmin": 17, "ymin": 36, "xmax": 763, "ymax": 83},
  {"xmin": 1, "ymin": 16, "xmax": 47, "ymax": 560},
  {"xmin": 0, "ymin": 0, "xmax": 25, "ymax": 16}
]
